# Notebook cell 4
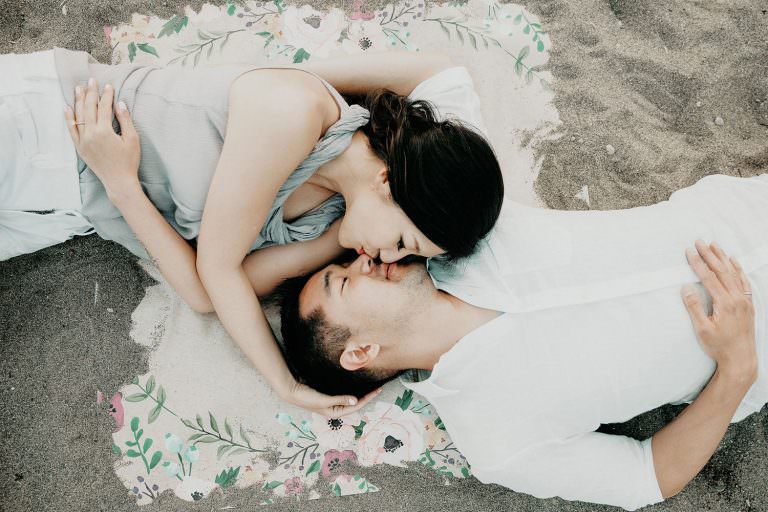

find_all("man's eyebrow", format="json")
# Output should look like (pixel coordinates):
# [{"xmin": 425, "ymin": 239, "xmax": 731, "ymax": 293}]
[{"xmin": 323, "ymin": 270, "xmax": 331, "ymax": 298}]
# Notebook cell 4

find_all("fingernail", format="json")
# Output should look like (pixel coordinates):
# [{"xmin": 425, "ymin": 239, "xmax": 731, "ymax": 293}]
[
  {"xmin": 88, "ymin": 77, "xmax": 94, "ymax": 87},
  {"xmin": 63, "ymin": 105, "xmax": 70, "ymax": 113},
  {"xmin": 75, "ymin": 86, "xmax": 81, "ymax": 95},
  {"xmin": 681, "ymin": 284, "xmax": 696, "ymax": 296},
  {"xmin": 104, "ymin": 83, "xmax": 112, "ymax": 91},
  {"xmin": 118, "ymin": 101, "xmax": 127, "ymax": 112},
  {"xmin": 348, "ymin": 398, "xmax": 356, "ymax": 406}
]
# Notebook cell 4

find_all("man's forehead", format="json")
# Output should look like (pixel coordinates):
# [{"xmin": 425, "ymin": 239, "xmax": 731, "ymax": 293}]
[{"xmin": 299, "ymin": 269, "xmax": 329, "ymax": 317}]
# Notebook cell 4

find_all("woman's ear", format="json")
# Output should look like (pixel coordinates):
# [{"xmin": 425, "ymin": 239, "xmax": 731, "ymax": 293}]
[
  {"xmin": 372, "ymin": 167, "xmax": 392, "ymax": 199},
  {"xmin": 339, "ymin": 343, "xmax": 381, "ymax": 371}
]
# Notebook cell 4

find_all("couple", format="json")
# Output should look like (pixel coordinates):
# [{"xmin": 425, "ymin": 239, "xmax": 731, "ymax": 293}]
[
  {"xmin": 277, "ymin": 173, "xmax": 768, "ymax": 510},
  {"xmin": 3, "ymin": 47, "xmax": 766, "ymax": 509},
  {"xmin": 1, "ymin": 47, "xmax": 503, "ymax": 415}
]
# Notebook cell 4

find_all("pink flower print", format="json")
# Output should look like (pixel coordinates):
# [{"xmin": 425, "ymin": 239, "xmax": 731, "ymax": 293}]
[
  {"xmin": 358, "ymin": 402, "xmax": 424, "ymax": 467},
  {"xmin": 102, "ymin": 26, "xmax": 113, "ymax": 46},
  {"xmin": 283, "ymin": 476, "xmax": 304, "ymax": 496},
  {"xmin": 349, "ymin": 0, "xmax": 375, "ymax": 21},
  {"xmin": 321, "ymin": 449, "xmax": 357, "ymax": 477},
  {"xmin": 108, "ymin": 392, "xmax": 125, "ymax": 432}
]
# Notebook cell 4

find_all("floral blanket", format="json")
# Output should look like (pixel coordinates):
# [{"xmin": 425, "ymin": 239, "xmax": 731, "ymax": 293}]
[{"xmin": 100, "ymin": 0, "xmax": 560, "ymax": 506}]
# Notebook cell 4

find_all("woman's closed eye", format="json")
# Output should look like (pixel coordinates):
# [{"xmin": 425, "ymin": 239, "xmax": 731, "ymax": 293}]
[{"xmin": 341, "ymin": 277, "xmax": 348, "ymax": 294}]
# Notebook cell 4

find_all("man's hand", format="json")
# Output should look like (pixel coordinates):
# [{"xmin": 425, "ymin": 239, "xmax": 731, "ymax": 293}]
[
  {"xmin": 652, "ymin": 239, "xmax": 759, "ymax": 499},
  {"xmin": 681, "ymin": 239, "xmax": 757, "ymax": 383}
]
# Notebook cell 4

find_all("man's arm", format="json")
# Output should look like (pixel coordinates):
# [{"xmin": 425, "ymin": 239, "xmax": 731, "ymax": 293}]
[{"xmin": 651, "ymin": 240, "xmax": 757, "ymax": 497}]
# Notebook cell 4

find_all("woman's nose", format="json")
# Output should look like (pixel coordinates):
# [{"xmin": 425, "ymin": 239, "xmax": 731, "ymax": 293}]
[{"xmin": 378, "ymin": 248, "xmax": 402, "ymax": 263}]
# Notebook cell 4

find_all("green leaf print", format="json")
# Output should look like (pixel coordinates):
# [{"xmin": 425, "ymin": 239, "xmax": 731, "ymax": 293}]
[
  {"xmin": 127, "ymin": 42, "xmax": 137, "ymax": 63},
  {"xmin": 209, "ymin": 412, "xmax": 219, "ymax": 434},
  {"xmin": 145, "ymin": 375, "xmax": 156, "ymax": 394},
  {"xmin": 227, "ymin": 3, "xmax": 236, "ymax": 16},
  {"xmin": 130, "ymin": 416, "xmax": 139, "ymax": 432},
  {"xmin": 306, "ymin": 460, "xmax": 321, "ymax": 475},
  {"xmin": 137, "ymin": 43, "xmax": 159, "ymax": 58},
  {"xmin": 111, "ymin": 443, "xmax": 122, "ymax": 455},
  {"xmin": 293, "ymin": 48, "xmax": 311, "ymax": 64},
  {"xmin": 149, "ymin": 450, "xmax": 163, "ymax": 470},
  {"xmin": 124, "ymin": 393, "xmax": 147, "ymax": 402},
  {"xmin": 215, "ymin": 467, "xmax": 241, "ymax": 488},
  {"xmin": 264, "ymin": 480, "xmax": 283, "ymax": 490}
]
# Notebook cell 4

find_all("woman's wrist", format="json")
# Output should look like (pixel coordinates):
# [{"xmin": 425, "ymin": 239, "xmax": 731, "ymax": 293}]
[{"xmin": 106, "ymin": 178, "xmax": 144, "ymax": 206}]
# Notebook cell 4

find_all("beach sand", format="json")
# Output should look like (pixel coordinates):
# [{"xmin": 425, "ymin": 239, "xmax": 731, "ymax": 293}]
[{"xmin": 1, "ymin": 0, "xmax": 767, "ymax": 511}]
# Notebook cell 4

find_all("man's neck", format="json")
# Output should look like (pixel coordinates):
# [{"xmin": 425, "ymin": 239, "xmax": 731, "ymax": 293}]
[{"xmin": 391, "ymin": 291, "xmax": 503, "ymax": 371}]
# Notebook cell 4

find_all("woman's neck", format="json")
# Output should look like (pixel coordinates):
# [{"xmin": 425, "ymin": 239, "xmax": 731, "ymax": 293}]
[{"xmin": 307, "ymin": 131, "xmax": 379, "ymax": 197}]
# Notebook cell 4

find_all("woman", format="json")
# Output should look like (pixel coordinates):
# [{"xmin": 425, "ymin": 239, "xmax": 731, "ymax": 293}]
[{"xmin": 0, "ymin": 48, "xmax": 504, "ymax": 416}]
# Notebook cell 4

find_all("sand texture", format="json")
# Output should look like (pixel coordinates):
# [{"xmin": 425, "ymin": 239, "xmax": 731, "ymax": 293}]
[{"xmin": 1, "ymin": 0, "xmax": 768, "ymax": 511}]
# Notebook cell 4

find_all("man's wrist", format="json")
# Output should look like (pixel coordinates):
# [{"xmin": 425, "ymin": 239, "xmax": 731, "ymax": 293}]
[{"xmin": 715, "ymin": 360, "xmax": 758, "ymax": 389}]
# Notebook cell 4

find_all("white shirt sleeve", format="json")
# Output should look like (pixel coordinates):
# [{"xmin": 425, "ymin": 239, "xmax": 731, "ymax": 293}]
[
  {"xmin": 407, "ymin": 66, "xmax": 488, "ymax": 137},
  {"xmin": 473, "ymin": 432, "xmax": 665, "ymax": 511}
]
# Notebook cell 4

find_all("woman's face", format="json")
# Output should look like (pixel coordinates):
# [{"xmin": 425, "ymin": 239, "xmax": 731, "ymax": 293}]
[{"xmin": 338, "ymin": 177, "xmax": 444, "ymax": 263}]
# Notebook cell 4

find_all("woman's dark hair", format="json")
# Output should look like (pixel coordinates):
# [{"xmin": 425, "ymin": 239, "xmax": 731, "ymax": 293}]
[
  {"xmin": 276, "ymin": 270, "xmax": 402, "ymax": 398},
  {"xmin": 358, "ymin": 88, "xmax": 505, "ymax": 261}
]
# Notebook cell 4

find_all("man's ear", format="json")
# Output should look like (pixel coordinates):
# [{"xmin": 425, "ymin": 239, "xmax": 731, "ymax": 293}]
[
  {"xmin": 372, "ymin": 167, "xmax": 391, "ymax": 199},
  {"xmin": 339, "ymin": 343, "xmax": 381, "ymax": 371}
]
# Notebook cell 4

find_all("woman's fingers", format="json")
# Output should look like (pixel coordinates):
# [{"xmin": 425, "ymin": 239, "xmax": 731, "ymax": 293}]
[
  {"xmin": 114, "ymin": 100, "xmax": 137, "ymax": 143},
  {"xmin": 84, "ymin": 77, "xmax": 99, "ymax": 125},
  {"xmin": 63, "ymin": 106, "xmax": 79, "ymax": 145},
  {"xmin": 98, "ymin": 83, "xmax": 114, "ymax": 126},
  {"xmin": 322, "ymin": 387, "xmax": 383, "ymax": 418},
  {"xmin": 74, "ymin": 85, "xmax": 85, "ymax": 126}
]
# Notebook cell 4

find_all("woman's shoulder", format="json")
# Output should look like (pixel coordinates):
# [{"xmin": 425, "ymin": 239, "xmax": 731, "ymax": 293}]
[{"xmin": 229, "ymin": 67, "xmax": 339, "ymax": 136}]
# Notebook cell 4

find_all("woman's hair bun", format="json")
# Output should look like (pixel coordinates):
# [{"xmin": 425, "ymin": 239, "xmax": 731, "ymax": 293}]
[{"xmin": 361, "ymin": 89, "xmax": 438, "ymax": 159}]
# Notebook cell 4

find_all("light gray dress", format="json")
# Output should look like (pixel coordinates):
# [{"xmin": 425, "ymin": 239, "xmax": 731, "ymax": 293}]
[{"xmin": 53, "ymin": 48, "xmax": 370, "ymax": 259}]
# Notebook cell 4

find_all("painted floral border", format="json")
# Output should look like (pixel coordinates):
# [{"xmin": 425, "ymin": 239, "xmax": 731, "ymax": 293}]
[
  {"xmin": 99, "ymin": 374, "xmax": 468, "ymax": 505},
  {"xmin": 106, "ymin": 0, "xmax": 551, "ymax": 88}
]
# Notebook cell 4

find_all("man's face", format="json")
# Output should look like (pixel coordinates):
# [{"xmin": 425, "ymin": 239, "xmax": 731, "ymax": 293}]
[{"xmin": 299, "ymin": 254, "xmax": 435, "ymax": 338}]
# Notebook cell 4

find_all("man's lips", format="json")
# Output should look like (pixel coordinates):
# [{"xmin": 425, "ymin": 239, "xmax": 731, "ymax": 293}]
[{"xmin": 385, "ymin": 262, "xmax": 395, "ymax": 280}]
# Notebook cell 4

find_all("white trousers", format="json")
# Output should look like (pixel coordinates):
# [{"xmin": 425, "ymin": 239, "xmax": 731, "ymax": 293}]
[{"xmin": 0, "ymin": 49, "xmax": 94, "ymax": 261}]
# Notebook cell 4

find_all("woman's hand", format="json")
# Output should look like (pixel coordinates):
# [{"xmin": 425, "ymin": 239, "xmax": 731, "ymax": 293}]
[
  {"xmin": 284, "ymin": 380, "xmax": 382, "ymax": 418},
  {"xmin": 681, "ymin": 239, "xmax": 757, "ymax": 383},
  {"xmin": 64, "ymin": 78, "xmax": 140, "ymax": 201}
]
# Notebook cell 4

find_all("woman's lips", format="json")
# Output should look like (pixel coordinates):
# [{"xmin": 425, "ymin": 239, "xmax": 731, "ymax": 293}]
[{"xmin": 386, "ymin": 262, "xmax": 395, "ymax": 280}]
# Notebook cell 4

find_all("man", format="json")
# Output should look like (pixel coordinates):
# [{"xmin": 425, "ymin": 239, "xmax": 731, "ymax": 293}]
[{"xmin": 278, "ymin": 172, "xmax": 768, "ymax": 510}]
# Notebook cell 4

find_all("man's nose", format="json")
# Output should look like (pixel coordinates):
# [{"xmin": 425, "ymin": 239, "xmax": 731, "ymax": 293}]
[{"xmin": 358, "ymin": 254, "xmax": 374, "ymax": 274}]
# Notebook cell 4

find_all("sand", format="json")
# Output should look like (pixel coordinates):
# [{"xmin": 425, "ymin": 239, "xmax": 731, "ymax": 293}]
[{"xmin": 2, "ymin": 0, "xmax": 768, "ymax": 511}]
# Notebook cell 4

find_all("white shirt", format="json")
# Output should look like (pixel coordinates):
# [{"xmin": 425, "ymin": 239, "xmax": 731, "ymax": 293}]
[{"xmin": 404, "ymin": 173, "xmax": 768, "ymax": 510}]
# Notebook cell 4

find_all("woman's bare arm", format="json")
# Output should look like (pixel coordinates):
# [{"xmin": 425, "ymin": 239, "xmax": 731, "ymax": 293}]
[
  {"xmin": 196, "ymin": 70, "xmax": 373, "ymax": 415},
  {"xmin": 295, "ymin": 50, "xmax": 453, "ymax": 96}
]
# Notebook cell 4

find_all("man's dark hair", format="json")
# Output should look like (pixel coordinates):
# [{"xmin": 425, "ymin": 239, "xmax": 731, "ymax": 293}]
[{"xmin": 276, "ymin": 265, "xmax": 404, "ymax": 398}]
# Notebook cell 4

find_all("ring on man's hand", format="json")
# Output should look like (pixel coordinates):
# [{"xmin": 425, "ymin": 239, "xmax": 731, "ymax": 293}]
[
  {"xmin": 744, "ymin": 291, "xmax": 753, "ymax": 296},
  {"xmin": 75, "ymin": 121, "xmax": 86, "ymax": 126}
]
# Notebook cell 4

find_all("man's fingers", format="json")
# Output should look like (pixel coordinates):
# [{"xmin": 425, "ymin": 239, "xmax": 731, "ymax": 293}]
[
  {"xmin": 97, "ymin": 83, "xmax": 114, "ymax": 126},
  {"xmin": 686, "ymin": 247, "xmax": 728, "ymax": 303},
  {"xmin": 63, "ymin": 106, "xmax": 79, "ymax": 145},
  {"xmin": 84, "ymin": 77, "xmax": 99, "ymax": 124},
  {"xmin": 695, "ymin": 240, "xmax": 740, "ymax": 295},
  {"xmin": 681, "ymin": 284, "xmax": 710, "ymax": 331},
  {"xmin": 730, "ymin": 256, "xmax": 752, "ymax": 294}
]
